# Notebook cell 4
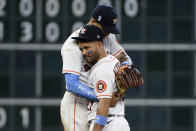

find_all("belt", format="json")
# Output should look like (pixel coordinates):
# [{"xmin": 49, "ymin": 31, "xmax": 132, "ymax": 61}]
[{"xmin": 108, "ymin": 114, "xmax": 124, "ymax": 117}]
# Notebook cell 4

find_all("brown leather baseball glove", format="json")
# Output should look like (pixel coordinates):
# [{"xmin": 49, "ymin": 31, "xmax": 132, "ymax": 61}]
[{"xmin": 115, "ymin": 65, "xmax": 143, "ymax": 95}]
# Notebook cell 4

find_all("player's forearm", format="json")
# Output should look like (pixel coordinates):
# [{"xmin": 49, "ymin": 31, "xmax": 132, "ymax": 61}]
[
  {"xmin": 93, "ymin": 124, "xmax": 104, "ymax": 131},
  {"xmin": 116, "ymin": 51, "xmax": 132, "ymax": 65},
  {"xmin": 93, "ymin": 98, "xmax": 111, "ymax": 131},
  {"xmin": 96, "ymin": 98, "xmax": 111, "ymax": 117},
  {"xmin": 65, "ymin": 73, "xmax": 98, "ymax": 101}
]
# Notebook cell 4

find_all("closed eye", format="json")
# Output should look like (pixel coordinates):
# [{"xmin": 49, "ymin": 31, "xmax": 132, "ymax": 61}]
[
  {"xmin": 84, "ymin": 46, "xmax": 90, "ymax": 50},
  {"xmin": 79, "ymin": 47, "xmax": 82, "ymax": 52}
]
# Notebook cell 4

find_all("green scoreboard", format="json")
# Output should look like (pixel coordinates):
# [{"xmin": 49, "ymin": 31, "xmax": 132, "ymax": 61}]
[
  {"xmin": 0, "ymin": 0, "xmax": 193, "ymax": 43},
  {"xmin": 0, "ymin": 0, "xmax": 143, "ymax": 43},
  {"xmin": 0, "ymin": 0, "xmax": 195, "ymax": 131}
]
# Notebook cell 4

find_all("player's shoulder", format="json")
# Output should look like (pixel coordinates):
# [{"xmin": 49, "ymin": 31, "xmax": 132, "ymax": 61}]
[
  {"xmin": 103, "ymin": 33, "xmax": 119, "ymax": 47},
  {"xmin": 93, "ymin": 55, "xmax": 119, "ymax": 73},
  {"xmin": 62, "ymin": 29, "xmax": 80, "ymax": 46},
  {"xmin": 104, "ymin": 55, "xmax": 119, "ymax": 64},
  {"xmin": 104, "ymin": 33, "xmax": 116, "ymax": 41},
  {"xmin": 104, "ymin": 55, "xmax": 117, "ymax": 62},
  {"xmin": 61, "ymin": 29, "xmax": 80, "ymax": 51}
]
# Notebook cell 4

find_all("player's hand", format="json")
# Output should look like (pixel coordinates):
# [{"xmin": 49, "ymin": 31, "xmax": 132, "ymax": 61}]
[{"xmin": 110, "ymin": 92, "xmax": 121, "ymax": 107}]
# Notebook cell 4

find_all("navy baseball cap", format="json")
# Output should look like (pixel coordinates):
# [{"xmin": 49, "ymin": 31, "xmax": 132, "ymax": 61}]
[
  {"xmin": 91, "ymin": 5, "xmax": 120, "ymax": 34},
  {"xmin": 72, "ymin": 25, "xmax": 104, "ymax": 42}
]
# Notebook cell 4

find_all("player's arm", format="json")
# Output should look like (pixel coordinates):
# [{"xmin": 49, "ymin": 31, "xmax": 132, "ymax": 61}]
[
  {"xmin": 109, "ymin": 34, "xmax": 132, "ymax": 65},
  {"xmin": 93, "ymin": 98, "xmax": 111, "ymax": 131},
  {"xmin": 110, "ymin": 92, "xmax": 121, "ymax": 107},
  {"xmin": 92, "ymin": 69, "xmax": 115, "ymax": 130},
  {"xmin": 61, "ymin": 38, "xmax": 98, "ymax": 101},
  {"xmin": 115, "ymin": 51, "xmax": 132, "ymax": 65},
  {"xmin": 65, "ymin": 73, "xmax": 98, "ymax": 101}
]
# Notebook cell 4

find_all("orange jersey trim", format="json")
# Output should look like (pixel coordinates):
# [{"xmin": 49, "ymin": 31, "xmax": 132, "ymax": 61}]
[
  {"xmin": 115, "ymin": 39, "xmax": 120, "ymax": 45},
  {"xmin": 112, "ymin": 48, "xmax": 123, "ymax": 57},
  {"xmin": 97, "ymin": 95, "xmax": 112, "ymax": 97},
  {"xmin": 62, "ymin": 70, "xmax": 80, "ymax": 75},
  {"xmin": 75, "ymin": 31, "xmax": 79, "ymax": 34},
  {"xmin": 74, "ymin": 97, "xmax": 77, "ymax": 131}
]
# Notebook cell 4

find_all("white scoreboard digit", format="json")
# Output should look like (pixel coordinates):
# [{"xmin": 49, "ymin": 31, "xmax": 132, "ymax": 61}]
[
  {"xmin": 0, "ymin": 22, "xmax": 4, "ymax": 41},
  {"xmin": 0, "ymin": 0, "xmax": 6, "ymax": 17},
  {"xmin": 0, "ymin": 0, "xmax": 140, "ymax": 43},
  {"xmin": 0, "ymin": 107, "xmax": 6, "ymax": 128}
]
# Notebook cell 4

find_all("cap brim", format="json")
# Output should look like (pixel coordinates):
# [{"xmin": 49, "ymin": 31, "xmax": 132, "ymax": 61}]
[
  {"xmin": 101, "ymin": 24, "xmax": 121, "ymax": 34},
  {"xmin": 71, "ymin": 36, "xmax": 102, "ymax": 42}
]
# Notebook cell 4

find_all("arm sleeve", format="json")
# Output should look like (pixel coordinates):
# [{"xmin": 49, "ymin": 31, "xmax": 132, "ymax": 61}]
[
  {"xmin": 65, "ymin": 73, "xmax": 98, "ymax": 101},
  {"xmin": 93, "ymin": 70, "xmax": 115, "ymax": 99},
  {"xmin": 61, "ymin": 38, "xmax": 82, "ymax": 74},
  {"xmin": 108, "ymin": 34, "xmax": 133, "ymax": 65},
  {"xmin": 108, "ymin": 34, "xmax": 124, "ymax": 57}
]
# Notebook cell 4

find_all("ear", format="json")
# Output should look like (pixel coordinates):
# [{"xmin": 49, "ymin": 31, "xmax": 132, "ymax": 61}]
[
  {"xmin": 90, "ymin": 18, "xmax": 102, "ymax": 29},
  {"xmin": 97, "ymin": 42, "xmax": 103, "ymax": 47},
  {"xmin": 95, "ymin": 42, "xmax": 100, "ymax": 48},
  {"xmin": 89, "ymin": 18, "xmax": 97, "ymax": 25},
  {"xmin": 91, "ymin": 18, "xmax": 96, "ymax": 23}
]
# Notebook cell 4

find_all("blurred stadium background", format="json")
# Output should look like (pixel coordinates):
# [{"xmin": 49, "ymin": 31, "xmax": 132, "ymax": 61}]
[{"xmin": 0, "ymin": 0, "xmax": 195, "ymax": 131}]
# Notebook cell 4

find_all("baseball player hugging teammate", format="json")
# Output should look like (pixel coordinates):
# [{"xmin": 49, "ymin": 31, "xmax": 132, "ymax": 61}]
[
  {"xmin": 60, "ymin": 5, "xmax": 142, "ymax": 131},
  {"xmin": 72, "ymin": 25, "xmax": 130, "ymax": 131}
]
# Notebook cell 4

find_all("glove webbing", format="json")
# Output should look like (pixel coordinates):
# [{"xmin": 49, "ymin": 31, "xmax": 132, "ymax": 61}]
[
  {"xmin": 132, "ymin": 68, "xmax": 143, "ymax": 86},
  {"xmin": 116, "ymin": 67, "xmax": 134, "ymax": 89},
  {"xmin": 124, "ymin": 67, "xmax": 137, "ymax": 87},
  {"xmin": 121, "ymin": 67, "xmax": 142, "ymax": 88}
]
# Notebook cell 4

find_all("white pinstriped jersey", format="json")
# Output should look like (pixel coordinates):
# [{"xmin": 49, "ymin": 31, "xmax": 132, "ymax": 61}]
[
  {"xmin": 61, "ymin": 29, "xmax": 124, "ymax": 102},
  {"xmin": 60, "ymin": 28, "xmax": 128, "ymax": 131},
  {"xmin": 87, "ymin": 55, "xmax": 125, "ymax": 122}
]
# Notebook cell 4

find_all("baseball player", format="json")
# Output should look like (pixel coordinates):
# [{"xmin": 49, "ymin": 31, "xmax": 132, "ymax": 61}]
[
  {"xmin": 72, "ymin": 25, "xmax": 130, "ymax": 131},
  {"xmin": 60, "ymin": 5, "xmax": 132, "ymax": 131}
]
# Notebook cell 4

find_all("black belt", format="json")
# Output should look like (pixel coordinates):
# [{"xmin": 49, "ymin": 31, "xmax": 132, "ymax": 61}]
[{"xmin": 108, "ymin": 114, "xmax": 124, "ymax": 117}]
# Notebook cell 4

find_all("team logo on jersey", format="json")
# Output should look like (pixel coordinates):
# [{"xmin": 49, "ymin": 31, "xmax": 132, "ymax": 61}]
[{"xmin": 96, "ymin": 80, "xmax": 107, "ymax": 93}]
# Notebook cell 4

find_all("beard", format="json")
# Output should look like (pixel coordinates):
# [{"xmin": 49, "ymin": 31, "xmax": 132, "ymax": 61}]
[
  {"xmin": 84, "ymin": 49, "xmax": 100, "ymax": 65},
  {"xmin": 91, "ymin": 52, "xmax": 100, "ymax": 65}
]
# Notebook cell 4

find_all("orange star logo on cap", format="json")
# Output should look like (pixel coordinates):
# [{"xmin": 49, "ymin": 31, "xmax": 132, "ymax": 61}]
[{"xmin": 113, "ymin": 18, "xmax": 118, "ymax": 24}]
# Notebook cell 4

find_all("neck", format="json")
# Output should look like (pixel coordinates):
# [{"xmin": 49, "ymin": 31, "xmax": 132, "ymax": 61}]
[{"xmin": 97, "ymin": 49, "xmax": 107, "ymax": 62}]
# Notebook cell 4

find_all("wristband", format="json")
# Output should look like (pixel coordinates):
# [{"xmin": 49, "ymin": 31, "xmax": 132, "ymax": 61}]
[
  {"xmin": 95, "ymin": 115, "xmax": 107, "ymax": 126},
  {"xmin": 121, "ymin": 61, "xmax": 130, "ymax": 66}
]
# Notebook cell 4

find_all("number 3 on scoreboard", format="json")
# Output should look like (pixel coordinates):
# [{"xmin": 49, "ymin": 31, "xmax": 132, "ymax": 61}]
[{"xmin": 20, "ymin": 21, "xmax": 33, "ymax": 42}]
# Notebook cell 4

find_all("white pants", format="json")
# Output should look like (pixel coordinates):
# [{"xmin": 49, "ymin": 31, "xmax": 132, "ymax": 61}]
[
  {"xmin": 89, "ymin": 116, "xmax": 130, "ymax": 131},
  {"xmin": 60, "ymin": 91, "xmax": 89, "ymax": 131}
]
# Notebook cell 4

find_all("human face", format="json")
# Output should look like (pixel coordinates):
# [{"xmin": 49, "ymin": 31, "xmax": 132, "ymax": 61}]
[{"xmin": 79, "ymin": 41, "xmax": 100, "ymax": 65}]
